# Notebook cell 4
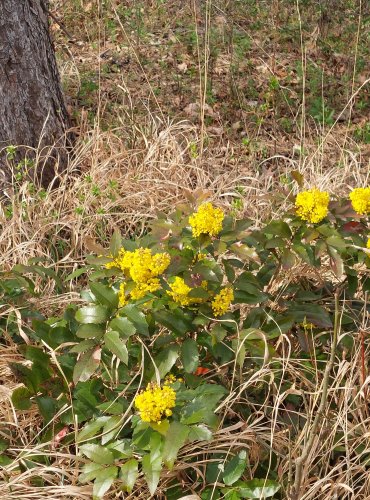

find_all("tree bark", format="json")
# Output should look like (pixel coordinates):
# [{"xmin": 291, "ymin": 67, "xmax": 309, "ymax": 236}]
[{"xmin": 0, "ymin": 0, "xmax": 71, "ymax": 185}]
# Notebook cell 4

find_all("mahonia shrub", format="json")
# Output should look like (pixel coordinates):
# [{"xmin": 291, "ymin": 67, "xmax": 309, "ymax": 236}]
[{"xmin": 7, "ymin": 187, "xmax": 370, "ymax": 499}]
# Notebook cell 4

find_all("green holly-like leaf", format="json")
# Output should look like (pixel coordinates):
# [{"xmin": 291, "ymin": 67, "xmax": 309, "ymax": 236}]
[
  {"xmin": 104, "ymin": 331, "xmax": 128, "ymax": 364},
  {"xmin": 90, "ymin": 282, "xmax": 118, "ymax": 308},
  {"xmin": 110, "ymin": 229, "xmax": 122, "ymax": 257},
  {"xmin": 12, "ymin": 386, "xmax": 33, "ymax": 410},
  {"xmin": 163, "ymin": 421, "xmax": 190, "ymax": 469},
  {"xmin": 109, "ymin": 317, "xmax": 136, "ymax": 339},
  {"xmin": 73, "ymin": 347, "xmax": 101, "ymax": 384},
  {"xmin": 181, "ymin": 338, "xmax": 199, "ymax": 373},
  {"xmin": 92, "ymin": 465, "xmax": 118, "ymax": 500},
  {"xmin": 142, "ymin": 433, "xmax": 163, "ymax": 495},
  {"xmin": 79, "ymin": 443, "xmax": 115, "ymax": 465},
  {"xmin": 120, "ymin": 459, "xmax": 138, "ymax": 493},
  {"xmin": 235, "ymin": 479, "xmax": 281, "ymax": 498},
  {"xmin": 75, "ymin": 305, "xmax": 110, "ymax": 325},
  {"xmin": 223, "ymin": 450, "xmax": 247, "ymax": 486}
]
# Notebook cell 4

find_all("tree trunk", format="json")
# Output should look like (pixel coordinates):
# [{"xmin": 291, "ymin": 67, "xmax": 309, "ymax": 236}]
[{"xmin": 0, "ymin": 0, "xmax": 71, "ymax": 186}]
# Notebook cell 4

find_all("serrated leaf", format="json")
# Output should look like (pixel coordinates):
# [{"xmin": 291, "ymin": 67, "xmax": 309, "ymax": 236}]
[
  {"xmin": 0, "ymin": 455, "xmax": 13, "ymax": 466},
  {"xmin": 236, "ymin": 479, "xmax": 280, "ymax": 498},
  {"xmin": 142, "ymin": 433, "xmax": 163, "ymax": 494},
  {"xmin": 223, "ymin": 259, "xmax": 236, "ymax": 282},
  {"xmin": 11, "ymin": 386, "xmax": 32, "ymax": 410},
  {"xmin": 264, "ymin": 220, "xmax": 292, "ymax": 238},
  {"xmin": 36, "ymin": 396, "xmax": 56, "ymax": 422},
  {"xmin": 291, "ymin": 170, "xmax": 304, "ymax": 187},
  {"xmin": 9, "ymin": 363, "xmax": 40, "ymax": 393},
  {"xmin": 70, "ymin": 339, "xmax": 97, "ymax": 353},
  {"xmin": 292, "ymin": 243, "xmax": 314, "ymax": 265},
  {"xmin": 120, "ymin": 459, "xmax": 138, "ymax": 493},
  {"xmin": 328, "ymin": 246, "xmax": 344, "ymax": 279},
  {"xmin": 92, "ymin": 465, "xmax": 117, "ymax": 500},
  {"xmin": 152, "ymin": 345, "xmax": 179, "ymax": 379},
  {"xmin": 109, "ymin": 317, "xmax": 136, "ymax": 339},
  {"xmin": 73, "ymin": 348, "xmax": 101, "ymax": 384},
  {"xmin": 80, "ymin": 462, "xmax": 106, "ymax": 483},
  {"xmin": 75, "ymin": 306, "xmax": 110, "ymax": 325},
  {"xmin": 104, "ymin": 331, "xmax": 128, "ymax": 364},
  {"xmin": 281, "ymin": 248, "xmax": 296, "ymax": 270},
  {"xmin": 234, "ymin": 289, "xmax": 268, "ymax": 304},
  {"xmin": 150, "ymin": 419, "xmax": 170, "ymax": 436},
  {"xmin": 142, "ymin": 453, "xmax": 162, "ymax": 495},
  {"xmin": 188, "ymin": 424, "xmax": 213, "ymax": 442},
  {"xmin": 154, "ymin": 309, "xmax": 193, "ymax": 335},
  {"xmin": 288, "ymin": 303, "xmax": 332, "ymax": 328},
  {"xmin": 77, "ymin": 417, "xmax": 110, "ymax": 443},
  {"xmin": 120, "ymin": 304, "xmax": 148, "ymax": 335},
  {"xmin": 326, "ymin": 235, "xmax": 346, "ymax": 250},
  {"xmin": 107, "ymin": 439, "xmax": 133, "ymax": 457},
  {"xmin": 181, "ymin": 339, "xmax": 199, "ymax": 373},
  {"xmin": 79, "ymin": 443, "xmax": 115, "ymax": 465},
  {"xmin": 229, "ymin": 243, "xmax": 260, "ymax": 263},
  {"xmin": 180, "ymin": 403, "xmax": 213, "ymax": 426},
  {"xmin": 223, "ymin": 450, "xmax": 247, "ymax": 485},
  {"xmin": 90, "ymin": 282, "xmax": 118, "ymax": 308},
  {"xmin": 102, "ymin": 415, "xmax": 122, "ymax": 445},
  {"xmin": 265, "ymin": 237, "xmax": 286, "ymax": 249},
  {"xmin": 163, "ymin": 422, "xmax": 190, "ymax": 469},
  {"xmin": 0, "ymin": 439, "xmax": 8, "ymax": 453},
  {"xmin": 76, "ymin": 324, "xmax": 105, "ymax": 339},
  {"xmin": 65, "ymin": 267, "xmax": 90, "ymax": 281},
  {"xmin": 110, "ymin": 229, "xmax": 122, "ymax": 257}
]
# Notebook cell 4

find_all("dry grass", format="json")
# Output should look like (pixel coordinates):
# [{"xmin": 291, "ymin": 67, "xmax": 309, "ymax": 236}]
[{"xmin": 1, "ymin": 84, "xmax": 369, "ymax": 500}]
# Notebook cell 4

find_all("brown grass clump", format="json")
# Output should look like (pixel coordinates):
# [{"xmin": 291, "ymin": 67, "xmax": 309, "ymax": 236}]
[{"xmin": 0, "ymin": 112, "xmax": 369, "ymax": 500}]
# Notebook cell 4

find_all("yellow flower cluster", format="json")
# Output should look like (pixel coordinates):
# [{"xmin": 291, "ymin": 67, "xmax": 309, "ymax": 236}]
[
  {"xmin": 349, "ymin": 187, "xmax": 370, "ymax": 215},
  {"xmin": 367, "ymin": 238, "xmax": 370, "ymax": 249},
  {"xmin": 134, "ymin": 383, "xmax": 176, "ymax": 423},
  {"xmin": 192, "ymin": 252, "xmax": 208, "ymax": 264},
  {"xmin": 211, "ymin": 288, "xmax": 234, "ymax": 317},
  {"xmin": 164, "ymin": 373, "xmax": 183, "ymax": 384},
  {"xmin": 130, "ymin": 278, "xmax": 161, "ymax": 300},
  {"xmin": 118, "ymin": 282, "xmax": 127, "ymax": 307},
  {"xmin": 167, "ymin": 277, "xmax": 194, "ymax": 306},
  {"xmin": 295, "ymin": 189, "xmax": 330, "ymax": 223},
  {"xmin": 189, "ymin": 202, "xmax": 224, "ymax": 237},
  {"xmin": 107, "ymin": 247, "xmax": 170, "ymax": 302},
  {"xmin": 164, "ymin": 374, "xmax": 177, "ymax": 384}
]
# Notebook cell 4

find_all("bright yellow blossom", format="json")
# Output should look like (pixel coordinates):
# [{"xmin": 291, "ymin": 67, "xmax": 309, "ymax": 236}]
[
  {"xmin": 130, "ymin": 278, "xmax": 161, "ymax": 300},
  {"xmin": 134, "ymin": 383, "xmax": 176, "ymax": 423},
  {"xmin": 193, "ymin": 252, "xmax": 208, "ymax": 264},
  {"xmin": 125, "ymin": 248, "xmax": 168, "ymax": 283},
  {"xmin": 105, "ymin": 248, "xmax": 127, "ymax": 270},
  {"xmin": 349, "ymin": 187, "xmax": 370, "ymax": 215},
  {"xmin": 167, "ymin": 277, "xmax": 193, "ymax": 306},
  {"xmin": 189, "ymin": 202, "xmax": 224, "ymax": 237},
  {"xmin": 118, "ymin": 282, "xmax": 127, "ymax": 307},
  {"xmin": 211, "ymin": 288, "xmax": 234, "ymax": 317},
  {"xmin": 201, "ymin": 280, "xmax": 208, "ymax": 290},
  {"xmin": 295, "ymin": 189, "xmax": 330, "ymax": 223},
  {"xmin": 164, "ymin": 374, "xmax": 177, "ymax": 384},
  {"xmin": 151, "ymin": 253, "xmax": 172, "ymax": 275},
  {"xmin": 367, "ymin": 238, "xmax": 370, "ymax": 249},
  {"xmin": 106, "ymin": 247, "xmax": 170, "ymax": 282}
]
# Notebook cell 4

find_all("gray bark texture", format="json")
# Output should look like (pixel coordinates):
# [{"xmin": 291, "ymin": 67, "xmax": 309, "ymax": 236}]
[{"xmin": 0, "ymin": 0, "xmax": 71, "ymax": 185}]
